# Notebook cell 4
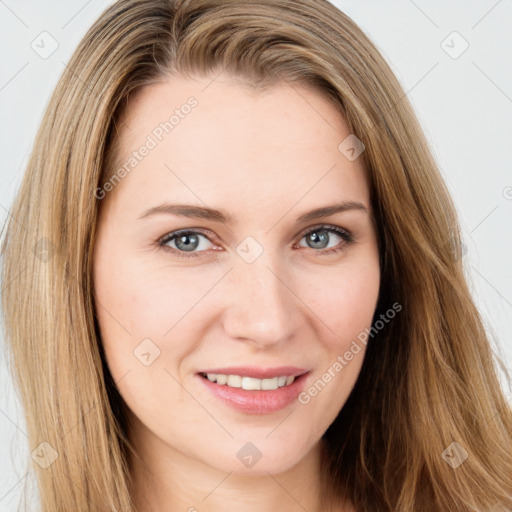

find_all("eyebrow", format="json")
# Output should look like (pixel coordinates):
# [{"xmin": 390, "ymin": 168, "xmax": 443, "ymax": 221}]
[{"xmin": 138, "ymin": 201, "xmax": 368, "ymax": 224}]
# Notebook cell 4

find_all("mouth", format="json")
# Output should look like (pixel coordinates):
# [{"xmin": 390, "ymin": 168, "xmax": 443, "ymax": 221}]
[
  {"xmin": 196, "ymin": 367, "xmax": 311, "ymax": 414},
  {"xmin": 197, "ymin": 365, "xmax": 308, "ymax": 389},
  {"xmin": 198, "ymin": 372, "xmax": 303, "ymax": 390}
]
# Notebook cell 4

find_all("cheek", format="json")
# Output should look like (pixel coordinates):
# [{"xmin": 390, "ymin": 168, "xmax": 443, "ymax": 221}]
[
  {"xmin": 293, "ymin": 257, "xmax": 380, "ymax": 427},
  {"xmin": 336, "ymin": 270, "xmax": 380, "ymax": 336},
  {"xmin": 92, "ymin": 254, "xmax": 203, "ymax": 422},
  {"xmin": 303, "ymin": 256, "xmax": 381, "ymax": 346},
  {"xmin": 93, "ymin": 250, "xmax": 220, "ymax": 377}
]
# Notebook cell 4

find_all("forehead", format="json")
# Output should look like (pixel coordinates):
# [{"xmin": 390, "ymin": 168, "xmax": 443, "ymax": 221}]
[{"xmin": 108, "ymin": 73, "xmax": 370, "ymax": 220}]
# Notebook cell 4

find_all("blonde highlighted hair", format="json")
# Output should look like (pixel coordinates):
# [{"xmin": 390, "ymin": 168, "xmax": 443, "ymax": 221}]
[{"xmin": 2, "ymin": 0, "xmax": 511, "ymax": 510}]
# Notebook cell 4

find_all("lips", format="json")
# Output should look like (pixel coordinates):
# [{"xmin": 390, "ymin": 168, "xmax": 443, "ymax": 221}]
[{"xmin": 195, "ymin": 366, "xmax": 311, "ymax": 414}]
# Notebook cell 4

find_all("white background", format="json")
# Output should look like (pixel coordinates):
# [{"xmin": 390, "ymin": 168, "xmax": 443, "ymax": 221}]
[{"xmin": 1, "ymin": 1, "xmax": 511, "ymax": 510}]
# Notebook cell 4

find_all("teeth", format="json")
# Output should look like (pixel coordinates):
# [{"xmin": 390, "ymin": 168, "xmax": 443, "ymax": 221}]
[
  {"xmin": 261, "ymin": 377, "xmax": 278, "ymax": 390},
  {"xmin": 204, "ymin": 373, "xmax": 297, "ymax": 390},
  {"xmin": 216, "ymin": 374, "xmax": 227, "ymax": 385},
  {"xmin": 242, "ymin": 377, "xmax": 261, "ymax": 390},
  {"xmin": 227, "ymin": 375, "xmax": 242, "ymax": 388}
]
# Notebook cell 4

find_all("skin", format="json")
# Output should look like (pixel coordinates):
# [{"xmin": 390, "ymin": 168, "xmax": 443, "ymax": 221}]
[{"xmin": 92, "ymin": 72, "xmax": 380, "ymax": 512}]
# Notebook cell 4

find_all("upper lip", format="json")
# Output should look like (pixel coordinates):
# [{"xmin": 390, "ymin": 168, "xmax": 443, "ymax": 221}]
[{"xmin": 198, "ymin": 366, "xmax": 308, "ymax": 379}]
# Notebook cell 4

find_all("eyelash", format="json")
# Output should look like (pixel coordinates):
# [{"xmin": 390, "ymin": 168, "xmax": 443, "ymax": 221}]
[{"xmin": 158, "ymin": 224, "xmax": 354, "ymax": 260}]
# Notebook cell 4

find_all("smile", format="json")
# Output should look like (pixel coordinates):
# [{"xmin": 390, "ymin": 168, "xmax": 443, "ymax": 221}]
[
  {"xmin": 196, "ymin": 368, "xmax": 310, "ymax": 414},
  {"xmin": 200, "ymin": 372, "xmax": 296, "ymax": 390}
]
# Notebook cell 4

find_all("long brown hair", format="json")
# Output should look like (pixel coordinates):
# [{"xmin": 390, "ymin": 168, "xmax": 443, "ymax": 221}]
[{"xmin": 2, "ymin": 1, "xmax": 511, "ymax": 510}]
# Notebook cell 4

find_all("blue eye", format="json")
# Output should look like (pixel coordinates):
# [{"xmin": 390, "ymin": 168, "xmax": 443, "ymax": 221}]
[
  {"xmin": 158, "ymin": 225, "xmax": 353, "ymax": 259},
  {"xmin": 296, "ymin": 225, "xmax": 353, "ymax": 254},
  {"xmin": 159, "ymin": 229, "xmax": 214, "ymax": 258}
]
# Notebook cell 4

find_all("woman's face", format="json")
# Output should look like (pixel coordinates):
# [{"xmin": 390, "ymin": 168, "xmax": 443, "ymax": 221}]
[{"xmin": 93, "ymin": 73, "xmax": 380, "ymax": 476}]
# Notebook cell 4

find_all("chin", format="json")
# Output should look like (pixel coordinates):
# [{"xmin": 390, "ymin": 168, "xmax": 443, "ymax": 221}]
[{"xmin": 200, "ymin": 438, "xmax": 315, "ymax": 477}]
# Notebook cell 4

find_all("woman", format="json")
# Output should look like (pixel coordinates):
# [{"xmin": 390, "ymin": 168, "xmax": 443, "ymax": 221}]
[{"xmin": 1, "ymin": 0, "xmax": 511, "ymax": 511}]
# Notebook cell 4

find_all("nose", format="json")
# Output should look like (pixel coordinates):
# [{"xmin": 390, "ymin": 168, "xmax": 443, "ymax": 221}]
[{"xmin": 220, "ymin": 255, "xmax": 301, "ymax": 349}]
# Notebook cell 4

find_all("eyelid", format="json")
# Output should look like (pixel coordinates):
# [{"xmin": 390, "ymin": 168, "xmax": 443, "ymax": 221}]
[
  {"xmin": 159, "ymin": 227, "xmax": 214, "ymax": 241},
  {"xmin": 296, "ymin": 222, "xmax": 351, "ymax": 240}
]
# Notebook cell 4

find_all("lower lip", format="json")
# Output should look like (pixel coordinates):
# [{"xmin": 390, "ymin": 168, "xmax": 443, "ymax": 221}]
[{"xmin": 197, "ymin": 373, "xmax": 310, "ymax": 415}]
